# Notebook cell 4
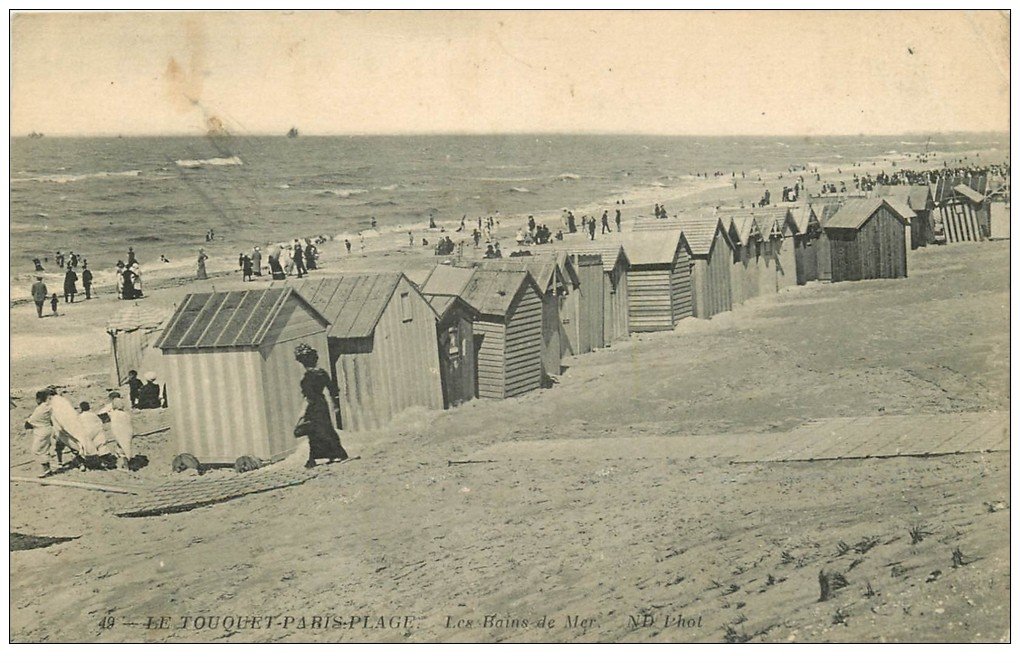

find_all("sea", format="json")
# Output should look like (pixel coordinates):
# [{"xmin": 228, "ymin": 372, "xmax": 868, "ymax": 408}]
[{"xmin": 9, "ymin": 133, "xmax": 1009, "ymax": 281}]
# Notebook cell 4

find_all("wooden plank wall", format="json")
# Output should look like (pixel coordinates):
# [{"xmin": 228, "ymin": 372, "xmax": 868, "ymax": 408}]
[
  {"xmin": 504, "ymin": 286, "xmax": 544, "ymax": 398},
  {"xmin": 941, "ymin": 203, "xmax": 982, "ymax": 243},
  {"xmin": 557, "ymin": 287, "xmax": 578, "ymax": 357},
  {"xmin": 539, "ymin": 291, "xmax": 562, "ymax": 378},
  {"xmin": 794, "ymin": 234, "xmax": 819, "ymax": 284},
  {"xmin": 691, "ymin": 237, "xmax": 733, "ymax": 319},
  {"xmin": 333, "ymin": 283, "xmax": 444, "ymax": 429},
  {"xmin": 474, "ymin": 318, "xmax": 507, "ymax": 399},
  {"xmin": 575, "ymin": 259, "xmax": 604, "ymax": 351},
  {"xmin": 603, "ymin": 263, "xmax": 629, "ymax": 344},
  {"xmin": 774, "ymin": 234, "xmax": 798, "ymax": 291},
  {"xmin": 815, "ymin": 233, "xmax": 832, "ymax": 282},
  {"xmin": 758, "ymin": 239, "xmax": 779, "ymax": 296},
  {"xmin": 670, "ymin": 247, "xmax": 694, "ymax": 323},
  {"xmin": 828, "ymin": 207, "xmax": 906, "ymax": 282},
  {"xmin": 628, "ymin": 269, "xmax": 673, "ymax": 332}
]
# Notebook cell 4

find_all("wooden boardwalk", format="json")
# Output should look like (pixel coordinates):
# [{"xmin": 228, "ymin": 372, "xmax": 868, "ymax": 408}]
[{"xmin": 475, "ymin": 411, "xmax": 1008, "ymax": 465}]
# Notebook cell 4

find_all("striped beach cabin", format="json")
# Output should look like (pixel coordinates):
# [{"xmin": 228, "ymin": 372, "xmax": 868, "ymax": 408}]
[
  {"xmin": 296, "ymin": 274, "xmax": 445, "ymax": 431},
  {"xmin": 106, "ymin": 304, "xmax": 170, "ymax": 387},
  {"xmin": 678, "ymin": 217, "xmax": 735, "ymax": 319},
  {"xmin": 623, "ymin": 229, "xmax": 692, "ymax": 332},
  {"xmin": 155, "ymin": 287, "xmax": 331, "ymax": 465},
  {"xmin": 822, "ymin": 198, "xmax": 911, "ymax": 282},
  {"xmin": 423, "ymin": 264, "xmax": 544, "ymax": 399},
  {"xmin": 932, "ymin": 176, "xmax": 989, "ymax": 243}
]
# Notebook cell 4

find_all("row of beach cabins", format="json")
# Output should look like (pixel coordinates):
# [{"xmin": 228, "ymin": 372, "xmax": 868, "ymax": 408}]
[{"xmin": 112, "ymin": 186, "xmax": 1006, "ymax": 467}]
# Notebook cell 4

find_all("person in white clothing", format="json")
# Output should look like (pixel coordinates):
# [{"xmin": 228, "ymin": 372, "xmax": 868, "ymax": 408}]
[
  {"xmin": 78, "ymin": 402, "xmax": 107, "ymax": 457},
  {"xmin": 106, "ymin": 397, "xmax": 134, "ymax": 470}
]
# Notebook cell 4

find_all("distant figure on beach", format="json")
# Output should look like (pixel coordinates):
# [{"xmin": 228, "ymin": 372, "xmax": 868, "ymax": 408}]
[
  {"xmin": 292, "ymin": 343, "xmax": 348, "ymax": 469},
  {"xmin": 370, "ymin": 217, "xmax": 377, "ymax": 231},
  {"xmin": 241, "ymin": 254, "xmax": 253, "ymax": 282},
  {"xmin": 588, "ymin": 217, "xmax": 596, "ymax": 240},
  {"xmin": 127, "ymin": 247, "xmax": 136, "ymax": 266},
  {"xmin": 82, "ymin": 265, "xmax": 93, "ymax": 300},
  {"xmin": 196, "ymin": 249, "xmax": 208, "ymax": 280},
  {"xmin": 304, "ymin": 240, "xmax": 318, "ymax": 270},
  {"xmin": 567, "ymin": 211, "xmax": 577, "ymax": 233},
  {"xmin": 160, "ymin": 254, "xmax": 170, "ymax": 263},
  {"xmin": 252, "ymin": 246, "xmax": 262, "ymax": 276},
  {"xmin": 409, "ymin": 231, "xmax": 414, "ymax": 247},
  {"xmin": 345, "ymin": 238, "xmax": 352, "ymax": 254},
  {"xmin": 55, "ymin": 251, "xmax": 64, "ymax": 268},
  {"xmin": 63, "ymin": 267, "xmax": 78, "ymax": 303},
  {"xmin": 473, "ymin": 228, "xmax": 481, "ymax": 247},
  {"xmin": 50, "ymin": 294, "xmax": 58, "ymax": 316},
  {"xmin": 268, "ymin": 251, "xmax": 285, "ymax": 281},
  {"xmin": 601, "ymin": 210, "xmax": 611, "ymax": 234},
  {"xmin": 31, "ymin": 276, "xmax": 47, "ymax": 318},
  {"xmin": 33, "ymin": 258, "xmax": 44, "ymax": 272},
  {"xmin": 615, "ymin": 209, "xmax": 622, "ymax": 232},
  {"xmin": 292, "ymin": 242, "xmax": 307, "ymax": 278},
  {"xmin": 429, "ymin": 213, "xmax": 436, "ymax": 229},
  {"xmin": 359, "ymin": 233, "xmax": 365, "ymax": 252},
  {"xmin": 121, "ymin": 267, "xmax": 137, "ymax": 300}
]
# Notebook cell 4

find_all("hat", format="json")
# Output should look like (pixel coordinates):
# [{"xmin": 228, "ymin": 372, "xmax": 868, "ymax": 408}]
[
  {"xmin": 144, "ymin": 371, "xmax": 157, "ymax": 382},
  {"xmin": 110, "ymin": 397, "xmax": 126, "ymax": 411}
]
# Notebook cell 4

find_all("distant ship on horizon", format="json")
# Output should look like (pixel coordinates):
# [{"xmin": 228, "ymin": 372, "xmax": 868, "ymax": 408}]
[
  {"xmin": 287, "ymin": 127, "xmax": 299, "ymax": 138},
  {"xmin": 27, "ymin": 131, "xmax": 44, "ymax": 139}
]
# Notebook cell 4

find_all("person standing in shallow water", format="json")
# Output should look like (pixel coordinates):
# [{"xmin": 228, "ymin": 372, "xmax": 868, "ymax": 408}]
[{"xmin": 292, "ymin": 343, "xmax": 349, "ymax": 469}]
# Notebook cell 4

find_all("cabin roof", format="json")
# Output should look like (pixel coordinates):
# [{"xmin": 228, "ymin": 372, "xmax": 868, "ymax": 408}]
[
  {"xmin": 679, "ymin": 217, "xmax": 730, "ymax": 256},
  {"xmin": 583, "ymin": 244, "xmax": 628, "ymax": 272},
  {"xmin": 155, "ymin": 287, "xmax": 325, "ymax": 350},
  {"xmin": 724, "ymin": 213, "xmax": 761, "ymax": 244},
  {"xmin": 421, "ymin": 264, "xmax": 538, "ymax": 317},
  {"xmin": 107, "ymin": 305, "xmax": 170, "ymax": 334},
  {"xmin": 424, "ymin": 294, "xmax": 479, "ymax": 320},
  {"xmin": 954, "ymin": 184, "xmax": 986, "ymax": 204},
  {"xmin": 477, "ymin": 255, "xmax": 562, "ymax": 291},
  {"xmin": 295, "ymin": 273, "xmax": 405, "ymax": 339},
  {"xmin": 623, "ymin": 229, "xmax": 683, "ymax": 265},
  {"xmin": 876, "ymin": 184, "xmax": 932, "ymax": 212},
  {"xmin": 882, "ymin": 197, "xmax": 917, "ymax": 222},
  {"xmin": 824, "ymin": 198, "xmax": 911, "ymax": 230},
  {"xmin": 787, "ymin": 205, "xmax": 818, "ymax": 234}
]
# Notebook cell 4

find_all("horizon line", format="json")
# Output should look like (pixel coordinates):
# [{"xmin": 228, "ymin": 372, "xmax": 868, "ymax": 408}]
[{"xmin": 10, "ymin": 129, "xmax": 1011, "ymax": 139}]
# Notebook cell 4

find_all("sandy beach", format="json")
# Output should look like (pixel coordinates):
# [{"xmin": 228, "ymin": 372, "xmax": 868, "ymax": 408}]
[{"xmin": 8, "ymin": 144, "xmax": 1009, "ymax": 642}]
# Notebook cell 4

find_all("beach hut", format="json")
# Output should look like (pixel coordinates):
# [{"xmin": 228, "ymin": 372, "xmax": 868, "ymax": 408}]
[
  {"xmin": 477, "ymin": 255, "xmax": 565, "ymax": 379},
  {"xmin": 106, "ymin": 305, "xmax": 170, "ymax": 387},
  {"xmin": 813, "ymin": 201, "xmax": 841, "ymax": 282},
  {"xmin": 787, "ymin": 204, "xmax": 824, "ymax": 285},
  {"xmin": 724, "ymin": 211, "xmax": 777, "ymax": 302},
  {"xmin": 296, "ymin": 273, "xmax": 444, "ymax": 431},
  {"xmin": 822, "ymin": 198, "xmax": 910, "ymax": 282},
  {"xmin": 678, "ymin": 218, "xmax": 735, "ymax": 319},
  {"xmin": 754, "ymin": 209, "xmax": 797, "ymax": 292},
  {"xmin": 422, "ymin": 264, "xmax": 544, "ymax": 399},
  {"xmin": 563, "ymin": 252, "xmax": 605, "ymax": 354},
  {"xmin": 424, "ymin": 294, "xmax": 479, "ymax": 408},
  {"xmin": 987, "ymin": 185, "xmax": 1010, "ymax": 240},
  {"xmin": 876, "ymin": 185, "xmax": 934, "ymax": 248},
  {"xmin": 154, "ymin": 287, "xmax": 331, "ymax": 465},
  {"xmin": 623, "ymin": 230, "xmax": 692, "ymax": 332},
  {"xmin": 586, "ymin": 245, "xmax": 630, "ymax": 345},
  {"xmin": 932, "ymin": 177, "xmax": 987, "ymax": 243}
]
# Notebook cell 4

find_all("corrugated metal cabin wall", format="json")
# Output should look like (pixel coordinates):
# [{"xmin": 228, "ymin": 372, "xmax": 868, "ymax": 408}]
[
  {"xmin": 110, "ymin": 330, "xmax": 144, "ymax": 386},
  {"xmin": 503, "ymin": 284, "xmax": 543, "ymax": 398},
  {"xmin": 355, "ymin": 280, "xmax": 444, "ymax": 429},
  {"xmin": 163, "ymin": 347, "xmax": 270, "ymax": 464},
  {"xmin": 690, "ymin": 259, "xmax": 709, "ymax": 319},
  {"xmin": 713, "ymin": 236, "xmax": 733, "ymax": 314},
  {"xmin": 259, "ymin": 331, "xmax": 330, "ymax": 459},
  {"xmin": 774, "ymin": 234, "xmax": 797, "ymax": 291},
  {"xmin": 729, "ymin": 244, "xmax": 746, "ymax": 306},
  {"xmin": 333, "ymin": 337, "xmax": 375, "ymax": 431}
]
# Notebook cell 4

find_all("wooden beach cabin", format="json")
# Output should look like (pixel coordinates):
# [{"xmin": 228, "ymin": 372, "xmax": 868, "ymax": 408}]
[
  {"xmin": 876, "ymin": 185, "xmax": 934, "ymax": 248},
  {"xmin": 106, "ymin": 305, "xmax": 170, "ymax": 387},
  {"xmin": 477, "ymin": 255, "xmax": 566, "ymax": 378},
  {"xmin": 678, "ymin": 218, "xmax": 735, "ymax": 319},
  {"xmin": 822, "ymin": 198, "xmax": 910, "ymax": 283},
  {"xmin": 424, "ymin": 294, "xmax": 479, "ymax": 408},
  {"xmin": 562, "ymin": 252, "xmax": 605, "ymax": 354},
  {"xmin": 296, "ymin": 274, "xmax": 444, "ymax": 431},
  {"xmin": 154, "ymin": 288, "xmax": 331, "ymax": 465},
  {"xmin": 586, "ymin": 245, "xmax": 630, "ymax": 345},
  {"xmin": 787, "ymin": 204, "xmax": 824, "ymax": 285},
  {"xmin": 755, "ymin": 208, "xmax": 797, "ymax": 292},
  {"xmin": 422, "ymin": 264, "xmax": 544, "ymax": 399},
  {"xmin": 932, "ymin": 176, "xmax": 988, "ymax": 243},
  {"xmin": 623, "ymin": 230, "xmax": 692, "ymax": 332},
  {"xmin": 724, "ymin": 211, "xmax": 766, "ymax": 305},
  {"xmin": 813, "ymin": 201, "xmax": 842, "ymax": 282}
]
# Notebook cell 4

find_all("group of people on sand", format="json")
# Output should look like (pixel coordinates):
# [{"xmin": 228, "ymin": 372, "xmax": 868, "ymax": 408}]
[
  {"xmin": 25, "ymin": 386, "xmax": 136, "ymax": 478},
  {"xmin": 198, "ymin": 237, "xmax": 332, "ymax": 283},
  {"xmin": 117, "ymin": 247, "xmax": 143, "ymax": 300}
]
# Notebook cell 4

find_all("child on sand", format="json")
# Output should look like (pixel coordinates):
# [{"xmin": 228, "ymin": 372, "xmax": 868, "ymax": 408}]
[
  {"xmin": 49, "ymin": 294, "xmax": 58, "ymax": 316},
  {"xmin": 25, "ymin": 390, "xmax": 54, "ymax": 477}
]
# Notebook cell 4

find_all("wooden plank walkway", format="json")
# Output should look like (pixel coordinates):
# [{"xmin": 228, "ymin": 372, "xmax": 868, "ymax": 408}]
[{"xmin": 476, "ymin": 411, "xmax": 1008, "ymax": 465}]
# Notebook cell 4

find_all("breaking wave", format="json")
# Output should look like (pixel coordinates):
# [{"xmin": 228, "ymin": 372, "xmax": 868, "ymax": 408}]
[
  {"xmin": 174, "ymin": 156, "xmax": 243, "ymax": 168},
  {"xmin": 316, "ymin": 188, "xmax": 368, "ymax": 198},
  {"xmin": 11, "ymin": 170, "xmax": 141, "ymax": 184}
]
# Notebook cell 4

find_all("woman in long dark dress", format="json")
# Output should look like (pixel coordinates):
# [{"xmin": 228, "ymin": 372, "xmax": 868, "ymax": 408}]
[{"xmin": 293, "ymin": 344, "xmax": 348, "ymax": 468}]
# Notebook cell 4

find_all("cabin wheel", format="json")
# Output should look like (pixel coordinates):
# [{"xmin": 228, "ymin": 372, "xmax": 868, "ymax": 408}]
[
  {"xmin": 171, "ymin": 453, "xmax": 203, "ymax": 475},
  {"xmin": 234, "ymin": 455, "xmax": 263, "ymax": 473}
]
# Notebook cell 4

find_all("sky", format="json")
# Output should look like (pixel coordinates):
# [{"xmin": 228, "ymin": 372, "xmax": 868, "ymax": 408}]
[{"xmin": 9, "ymin": 10, "xmax": 1011, "ymax": 136}]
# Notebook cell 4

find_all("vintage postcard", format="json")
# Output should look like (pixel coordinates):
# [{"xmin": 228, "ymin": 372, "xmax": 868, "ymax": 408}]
[{"xmin": 6, "ymin": 9, "xmax": 1010, "ymax": 644}]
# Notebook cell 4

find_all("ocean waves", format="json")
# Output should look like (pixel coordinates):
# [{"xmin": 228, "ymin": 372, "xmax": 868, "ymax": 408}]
[
  {"xmin": 174, "ymin": 156, "xmax": 244, "ymax": 168},
  {"xmin": 11, "ymin": 169, "xmax": 141, "ymax": 184}
]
